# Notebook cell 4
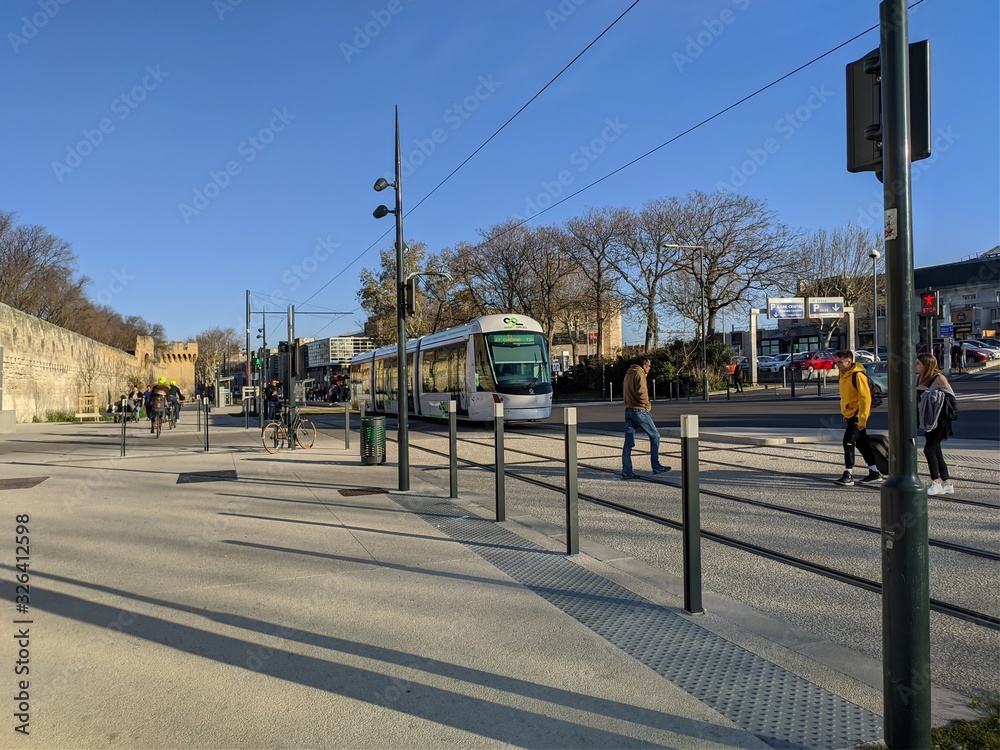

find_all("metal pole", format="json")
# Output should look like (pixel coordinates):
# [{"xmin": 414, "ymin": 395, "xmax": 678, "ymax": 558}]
[
  {"xmin": 564, "ymin": 407, "xmax": 579, "ymax": 555},
  {"xmin": 120, "ymin": 398, "xmax": 126, "ymax": 457},
  {"xmin": 872, "ymin": 255, "xmax": 880, "ymax": 354},
  {"xmin": 287, "ymin": 305, "xmax": 296, "ymax": 451},
  {"xmin": 447, "ymin": 401, "xmax": 458, "ymax": 499},
  {"xmin": 494, "ymin": 402, "xmax": 505, "ymax": 522},
  {"xmin": 203, "ymin": 397, "xmax": 209, "ymax": 452},
  {"xmin": 245, "ymin": 289, "xmax": 251, "ymax": 415},
  {"xmin": 700, "ymin": 245, "xmax": 709, "ymax": 401},
  {"xmin": 680, "ymin": 414, "xmax": 703, "ymax": 615},
  {"xmin": 394, "ymin": 107, "xmax": 410, "ymax": 492},
  {"xmin": 879, "ymin": 2, "xmax": 930, "ymax": 745},
  {"xmin": 343, "ymin": 402, "xmax": 350, "ymax": 450}
]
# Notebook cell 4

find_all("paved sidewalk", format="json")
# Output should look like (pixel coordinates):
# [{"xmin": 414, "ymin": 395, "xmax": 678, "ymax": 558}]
[{"xmin": 0, "ymin": 411, "xmax": 942, "ymax": 748}]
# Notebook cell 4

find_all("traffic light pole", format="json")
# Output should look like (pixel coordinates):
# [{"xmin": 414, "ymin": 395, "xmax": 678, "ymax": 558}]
[{"xmin": 878, "ymin": 2, "xmax": 930, "ymax": 746}]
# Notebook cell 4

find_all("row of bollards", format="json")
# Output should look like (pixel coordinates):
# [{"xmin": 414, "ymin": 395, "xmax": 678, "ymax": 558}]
[{"xmin": 435, "ymin": 400, "xmax": 704, "ymax": 617}]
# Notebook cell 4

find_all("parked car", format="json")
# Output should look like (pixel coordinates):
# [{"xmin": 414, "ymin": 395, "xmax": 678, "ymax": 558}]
[
  {"xmin": 864, "ymin": 361, "xmax": 888, "ymax": 400},
  {"xmin": 758, "ymin": 353, "xmax": 792, "ymax": 372},
  {"xmin": 854, "ymin": 350, "xmax": 876, "ymax": 363},
  {"xmin": 962, "ymin": 339, "xmax": 1000, "ymax": 357},
  {"xmin": 790, "ymin": 350, "xmax": 837, "ymax": 372}
]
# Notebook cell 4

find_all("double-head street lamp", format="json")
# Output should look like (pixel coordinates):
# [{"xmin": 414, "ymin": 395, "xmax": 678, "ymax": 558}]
[
  {"xmin": 664, "ymin": 243, "xmax": 709, "ymax": 400},
  {"xmin": 373, "ymin": 106, "xmax": 409, "ymax": 492}
]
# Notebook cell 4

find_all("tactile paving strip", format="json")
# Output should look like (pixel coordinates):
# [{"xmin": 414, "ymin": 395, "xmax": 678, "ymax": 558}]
[{"xmin": 395, "ymin": 496, "xmax": 883, "ymax": 749}]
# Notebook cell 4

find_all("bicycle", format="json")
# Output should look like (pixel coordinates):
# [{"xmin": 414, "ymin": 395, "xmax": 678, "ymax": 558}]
[{"xmin": 261, "ymin": 405, "xmax": 316, "ymax": 454}]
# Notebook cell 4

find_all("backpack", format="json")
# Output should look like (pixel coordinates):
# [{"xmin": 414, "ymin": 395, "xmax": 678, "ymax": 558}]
[{"xmin": 853, "ymin": 371, "xmax": 883, "ymax": 409}]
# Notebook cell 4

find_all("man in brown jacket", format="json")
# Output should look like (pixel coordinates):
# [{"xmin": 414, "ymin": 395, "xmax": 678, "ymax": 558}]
[{"xmin": 622, "ymin": 357, "xmax": 670, "ymax": 479}]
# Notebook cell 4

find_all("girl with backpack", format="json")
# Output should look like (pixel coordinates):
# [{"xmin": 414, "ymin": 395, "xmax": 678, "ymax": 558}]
[{"xmin": 916, "ymin": 353, "xmax": 957, "ymax": 496}]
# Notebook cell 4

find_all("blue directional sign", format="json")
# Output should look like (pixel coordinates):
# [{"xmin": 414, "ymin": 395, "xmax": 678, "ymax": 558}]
[
  {"xmin": 807, "ymin": 296, "xmax": 846, "ymax": 318},
  {"xmin": 767, "ymin": 297, "xmax": 805, "ymax": 319},
  {"xmin": 940, "ymin": 324, "xmax": 954, "ymax": 337}
]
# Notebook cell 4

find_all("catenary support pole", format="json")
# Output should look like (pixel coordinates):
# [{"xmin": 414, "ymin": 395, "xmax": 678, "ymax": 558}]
[{"xmin": 879, "ymin": 1, "xmax": 930, "ymax": 746}]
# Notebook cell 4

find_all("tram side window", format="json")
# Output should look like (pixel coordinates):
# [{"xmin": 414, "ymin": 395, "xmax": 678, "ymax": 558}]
[
  {"xmin": 422, "ymin": 349, "xmax": 438, "ymax": 393},
  {"xmin": 473, "ymin": 334, "xmax": 496, "ymax": 391}
]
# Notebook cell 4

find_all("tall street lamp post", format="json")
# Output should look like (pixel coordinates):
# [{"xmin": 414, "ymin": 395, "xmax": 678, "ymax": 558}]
[
  {"xmin": 373, "ymin": 106, "xmax": 409, "ymax": 492},
  {"xmin": 663, "ymin": 243, "xmax": 708, "ymax": 400},
  {"xmin": 869, "ymin": 248, "xmax": 881, "ymax": 355}
]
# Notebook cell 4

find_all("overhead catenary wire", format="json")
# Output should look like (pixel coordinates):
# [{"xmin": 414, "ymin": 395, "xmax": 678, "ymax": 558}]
[{"xmin": 296, "ymin": 1, "xmax": 927, "ymax": 336}]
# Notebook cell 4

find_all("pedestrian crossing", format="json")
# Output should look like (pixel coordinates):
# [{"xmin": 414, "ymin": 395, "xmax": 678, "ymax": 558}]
[{"xmin": 955, "ymin": 391, "xmax": 1000, "ymax": 402}]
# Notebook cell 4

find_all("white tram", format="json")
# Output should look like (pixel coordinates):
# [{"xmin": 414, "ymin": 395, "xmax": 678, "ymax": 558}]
[{"xmin": 348, "ymin": 314, "xmax": 552, "ymax": 421}]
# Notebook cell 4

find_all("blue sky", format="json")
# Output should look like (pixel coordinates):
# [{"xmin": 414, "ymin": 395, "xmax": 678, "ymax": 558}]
[{"xmin": 3, "ymin": 0, "xmax": 997, "ymax": 347}]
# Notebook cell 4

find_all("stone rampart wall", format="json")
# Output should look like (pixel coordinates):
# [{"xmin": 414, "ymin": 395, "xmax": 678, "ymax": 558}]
[{"xmin": 0, "ymin": 302, "xmax": 196, "ymax": 423}]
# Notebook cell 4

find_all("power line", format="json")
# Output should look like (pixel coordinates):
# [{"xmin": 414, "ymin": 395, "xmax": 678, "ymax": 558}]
[
  {"xmin": 297, "ymin": 0, "xmax": 643, "ymax": 310},
  {"xmin": 300, "ymin": 2, "xmax": 925, "ymax": 328}
]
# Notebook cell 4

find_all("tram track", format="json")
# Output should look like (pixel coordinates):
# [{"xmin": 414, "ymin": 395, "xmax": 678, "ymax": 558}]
[
  {"xmin": 475, "ymin": 428, "xmax": 1000, "ymax": 562},
  {"xmin": 393, "ymin": 431, "xmax": 999, "ymax": 631}
]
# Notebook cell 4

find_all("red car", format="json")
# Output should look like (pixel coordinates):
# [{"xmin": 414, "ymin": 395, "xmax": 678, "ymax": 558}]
[{"xmin": 790, "ymin": 350, "xmax": 837, "ymax": 372}]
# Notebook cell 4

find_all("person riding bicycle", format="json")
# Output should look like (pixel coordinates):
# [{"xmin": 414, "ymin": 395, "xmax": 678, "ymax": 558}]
[
  {"xmin": 148, "ymin": 377, "xmax": 170, "ymax": 433},
  {"xmin": 168, "ymin": 380, "xmax": 183, "ymax": 423}
]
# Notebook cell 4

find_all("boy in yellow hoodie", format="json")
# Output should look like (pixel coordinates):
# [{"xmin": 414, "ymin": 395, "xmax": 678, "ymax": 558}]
[{"xmin": 834, "ymin": 350, "xmax": 882, "ymax": 485}]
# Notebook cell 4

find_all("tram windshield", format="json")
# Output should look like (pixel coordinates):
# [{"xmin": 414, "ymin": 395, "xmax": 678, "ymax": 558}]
[{"xmin": 486, "ymin": 332, "xmax": 551, "ymax": 390}]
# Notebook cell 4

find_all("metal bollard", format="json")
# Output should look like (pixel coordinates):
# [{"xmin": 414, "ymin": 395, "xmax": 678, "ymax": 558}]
[
  {"xmin": 447, "ymin": 401, "xmax": 458, "ymax": 500},
  {"xmin": 120, "ymin": 398, "xmax": 127, "ymax": 457},
  {"xmin": 343, "ymin": 402, "xmax": 350, "ymax": 450},
  {"xmin": 680, "ymin": 414, "xmax": 704, "ymax": 615},
  {"xmin": 817, "ymin": 373, "xmax": 822, "ymax": 397},
  {"xmin": 608, "ymin": 382, "xmax": 613, "ymax": 402},
  {"xmin": 564, "ymin": 407, "xmax": 579, "ymax": 555},
  {"xmin": 652, "ymin": 379, "xmax": 656, "ymax": 402},
  {"xmin": 726, "ymin": 379, "xmax": 731, "ymax": 401},
  {"xmin": 197, "ymin": 397, "xmax": 202, "ymax": 431},
  {"xmin": 494, "ymin": 402, "xmax": 505, "ymax": 522},
  {"xmin": 790, "ymin": 368, "xmax": 796, "ymax": 398},
  {"xmin": 203, "ymin": 397, "xmax": 210, "ymax": 452}
]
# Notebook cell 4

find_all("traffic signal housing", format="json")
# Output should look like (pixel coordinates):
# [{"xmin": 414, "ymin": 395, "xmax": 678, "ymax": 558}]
[
  {"xmin": 404, "ymin": 276, "xmax": 417, "ymax": 318},
  {"xmin": 919, "ymin": 291, "xmax": 939, "ymax": 317},
  {"xmin": 846, "ymin": 41, "xmax": 932, "ymax": 175}
]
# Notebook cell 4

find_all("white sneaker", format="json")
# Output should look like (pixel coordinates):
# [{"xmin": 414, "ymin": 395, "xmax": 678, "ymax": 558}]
[
  {"xmin": 941, "ymin": 482, "xmax": 955, "ymax": 495},
  {"xmin": 926, "ymin": 481, "xmax": 943, "ymax": 496}
]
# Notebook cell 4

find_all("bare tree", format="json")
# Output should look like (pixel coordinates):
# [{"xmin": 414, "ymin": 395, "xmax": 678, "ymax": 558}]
[
  {"xmin": 795, "ymin": 225, "xmax": 885, "ymax": 347},
  {"xmin": 195, "ymin": 327, "xmax": 242, "ymax": 385},
  {"xmin": 662, "ymin": 191, "xmax": 801, "ymax": 337},
  {"xmin": 611, "ymin": 200, "xmax": 682, "ymax": 350},
  {"xmin": 565, "ymin": 207, "xmax": 630, "ymax": 356},
  {"xmin": 447, "ymin": 221, "xmax": 535, "ymax": 315}
]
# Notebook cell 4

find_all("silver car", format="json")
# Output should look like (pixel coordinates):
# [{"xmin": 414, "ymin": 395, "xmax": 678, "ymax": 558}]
[{"xmin": 758, "ymin": 353, "xmax": 792, "ymax": 372}]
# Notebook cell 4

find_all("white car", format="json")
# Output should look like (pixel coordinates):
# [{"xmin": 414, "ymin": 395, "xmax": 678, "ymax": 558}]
[
  {"xmin": 758, "ymin": 353, "xmax": 792, "ymax": 372},
  {"xmin": 853, "ymin": 350, "xmax": 876, "ymax": 363}
]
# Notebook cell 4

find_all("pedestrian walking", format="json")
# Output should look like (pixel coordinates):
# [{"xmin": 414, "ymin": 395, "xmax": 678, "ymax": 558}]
[
  {"xmin": 833, "ymin": 350, "xmax": 882, "ymax": 485},
  {"xmin": 732, "ymin": 361, "xmax": 745, "ymax": 393},
  {"xmin": 917, "ymin": 353, "xmax": 957, "ymax": 495},
  {"xmin": 621, "ymin": 357, "xmax": 671, "ymax": 480},
  {"xmin": 951, "ymin": 342, "xmax": 963, "ymax": 373}
]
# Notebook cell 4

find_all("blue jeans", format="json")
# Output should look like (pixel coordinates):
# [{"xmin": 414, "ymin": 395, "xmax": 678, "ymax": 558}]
[{"xmin": 623, "ymin": 408, "xmax": 663, "ymax": 475}]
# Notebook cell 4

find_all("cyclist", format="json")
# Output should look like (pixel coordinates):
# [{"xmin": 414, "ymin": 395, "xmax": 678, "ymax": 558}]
[
  {"xmin": 168, "ymin": 380, "xmax": 183, "ymax": 423},
  {"xmin": 148, "ymin": 377, "xmax": 170, "ymax": 433}
]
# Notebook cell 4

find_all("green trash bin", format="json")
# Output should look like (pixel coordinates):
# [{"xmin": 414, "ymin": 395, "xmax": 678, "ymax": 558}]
[{"xmin": 360, "ymin": 415, "xmax": 386, "ymax": 465}]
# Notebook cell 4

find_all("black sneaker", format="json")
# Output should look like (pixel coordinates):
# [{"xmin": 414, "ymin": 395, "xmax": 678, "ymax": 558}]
[
  {"xmin": 835, "ymin": 471, "xmax": 854, "ymax": 486},
  {"xmin": 858, "ymin": 470, "xmax": 884, "ymax": 484},
  {"xmin": 621, "ymin": 472, "xmax": 638, "ymax": 481},
  {"xmin": 652, "ymin": 466, "xmax": 671, "ymax": 475}
]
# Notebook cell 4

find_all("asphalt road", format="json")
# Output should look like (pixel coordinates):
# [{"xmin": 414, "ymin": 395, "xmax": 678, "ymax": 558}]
[{"xmin": 546, "ymin": 369, "xmax": 999, "ymax": 441}]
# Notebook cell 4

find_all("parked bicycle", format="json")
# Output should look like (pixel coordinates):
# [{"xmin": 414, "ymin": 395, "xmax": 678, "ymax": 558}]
[{"xmin": 261, "ymin": 404, "xmax": 316, "ymax": 454}]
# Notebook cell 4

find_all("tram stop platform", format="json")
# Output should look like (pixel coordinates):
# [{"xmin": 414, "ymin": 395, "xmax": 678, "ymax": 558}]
[{"xmin": 0, "ymin": 411, "xmax": 973, "ymax": 749}]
